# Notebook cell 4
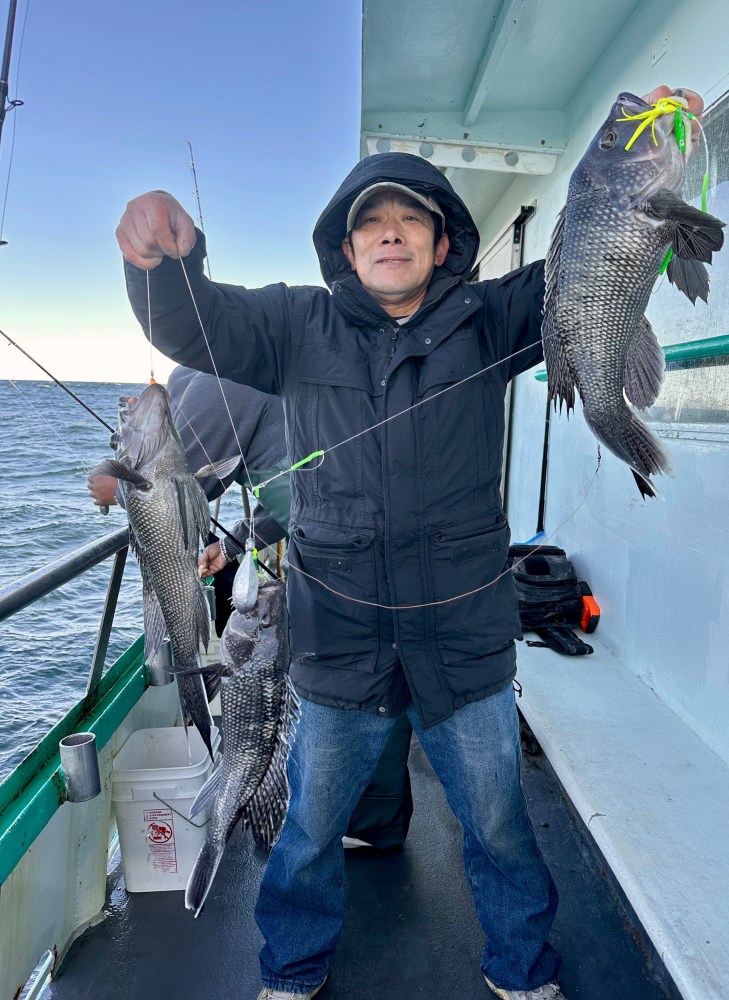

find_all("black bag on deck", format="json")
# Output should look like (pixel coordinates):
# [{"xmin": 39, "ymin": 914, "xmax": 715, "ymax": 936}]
[{"xmin": 507, "ymin": 544, "xmax": 594, "ymax": 656}]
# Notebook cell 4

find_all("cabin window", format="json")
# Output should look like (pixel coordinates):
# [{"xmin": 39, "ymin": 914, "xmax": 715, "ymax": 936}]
[{"xmin": 644, "ymin": 90, "xmax": 729, "ymax": 430}]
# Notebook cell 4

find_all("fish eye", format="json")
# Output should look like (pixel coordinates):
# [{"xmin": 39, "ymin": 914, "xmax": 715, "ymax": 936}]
[
  {"xmin": 600, "ymin": 129, "xmax": 618, "ymax": 150},
  {"xmin": 260, "ymin": 612, "xmax": 271, "ymax": 627},
  {"xmin": 109, "ymin": 432, "xmax": 119, "ymax": 449}
]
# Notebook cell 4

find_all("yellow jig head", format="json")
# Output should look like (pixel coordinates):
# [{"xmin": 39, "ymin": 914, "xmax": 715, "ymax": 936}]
[{"xmin": 616, "ymin": 96, "xmax": 691, "ymax": 153}]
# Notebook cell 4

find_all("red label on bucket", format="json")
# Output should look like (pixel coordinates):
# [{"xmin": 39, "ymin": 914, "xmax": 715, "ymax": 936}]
[{"xmin": 143, "ymin": 807, "xmax": 178, "ymax": 872}]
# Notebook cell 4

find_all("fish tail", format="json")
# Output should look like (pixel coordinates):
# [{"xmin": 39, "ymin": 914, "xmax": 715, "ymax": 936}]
[
  {"xmin": 584, "ymin": 402, "xmax": 672, "ymax": 484},
  {"xmin": 185, "ymin": 839, "xmax": 224, "ymax": 918}
]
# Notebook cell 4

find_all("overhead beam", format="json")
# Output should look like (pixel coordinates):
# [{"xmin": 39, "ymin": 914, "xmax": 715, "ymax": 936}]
[
  {"xmin": 364, "ymin": 136, "xmax": 557, "ymax": 176},
  {"xmin": 463, "ymin": 0, "xmax": 524, "ymax": 126},
  {"xmin": 361, "ymin": 110, "xmax": 568, "ymax": 153}
]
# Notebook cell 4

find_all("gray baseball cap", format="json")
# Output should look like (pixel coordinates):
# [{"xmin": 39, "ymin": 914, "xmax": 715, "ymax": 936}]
[{"xmin": 346, "ymin": 182, "xmax": 445, "ymax": 234}]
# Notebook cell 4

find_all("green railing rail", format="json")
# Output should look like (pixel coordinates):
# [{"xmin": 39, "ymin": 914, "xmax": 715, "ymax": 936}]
[
  {"xmin": 0, "ymin": 528, "xmax": 149, "ymax": 885},
  {"xmin": 0, "ymin": 638, "xmax": 147, "ymax": 884},
  {"xmin": 534, "ymin": 333, "xmax": 729, "ymax": 381}
]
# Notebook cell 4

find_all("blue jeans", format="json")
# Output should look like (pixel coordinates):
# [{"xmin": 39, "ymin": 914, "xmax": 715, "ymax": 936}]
[{"xmin": 255, "ymin": 686, "xmax": 560, "ymax": 992}]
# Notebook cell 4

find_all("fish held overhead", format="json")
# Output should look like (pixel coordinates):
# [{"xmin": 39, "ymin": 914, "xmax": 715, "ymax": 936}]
[
  {"xmin": 542, "ymin": 91, "xmax": 725, "ymax": 498},
  {"xmin": 91, "ymin": 382, "xmax": 215, "ymax": 758},
  {"xmin": 185, "ymin": 581, "xmax": 299, "ymax": 918}
]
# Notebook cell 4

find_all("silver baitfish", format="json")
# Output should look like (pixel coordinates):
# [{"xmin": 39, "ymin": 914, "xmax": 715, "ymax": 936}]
[
  {"xmin": 185, "ymin": 581, "xmax": 299, "ymax": 917},
  {"xmin": 91, "ymin": 382, "xmax": 214, "ymax": 758},
  {"xmin": 542, "ymin": 92, "xmax": 725, "ymax": 497}
]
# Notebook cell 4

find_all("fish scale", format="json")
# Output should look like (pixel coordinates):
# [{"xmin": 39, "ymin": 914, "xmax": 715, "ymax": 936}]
[
  {"xmin": 543, "ymin": 91, "xmax": 725, "ymax": 496},
  {"xmin": 91, "ymin": 382, "xmax": 213, "ymax": 757},
  {"xmin": 185, "ymin": 581, "xmax": 299, "ymax": 918}
]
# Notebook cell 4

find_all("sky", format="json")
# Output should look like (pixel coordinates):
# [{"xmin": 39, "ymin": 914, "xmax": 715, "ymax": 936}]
[{"xmin": 0, "ymin": 0, "xmax": 362, "ymax": 382}]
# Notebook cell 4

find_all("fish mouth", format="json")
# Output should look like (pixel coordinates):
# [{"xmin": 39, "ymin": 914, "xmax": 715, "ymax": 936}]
[{"xmin": 117, "ymin": 384, "xmax": 172, "ymax": 434}]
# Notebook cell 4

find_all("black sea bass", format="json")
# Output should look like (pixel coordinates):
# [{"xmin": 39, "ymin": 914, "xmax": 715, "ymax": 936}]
[
  {"xmin": 185, "ymin": 581, "xmax": 299, "ymax": 917},
  {"xmin": 543, "ymin": 92, "xmax": 725, "ymax": 496},
  {"xmin": 92, "ymin": 382, "xmax": 214, "ymax": 757}
]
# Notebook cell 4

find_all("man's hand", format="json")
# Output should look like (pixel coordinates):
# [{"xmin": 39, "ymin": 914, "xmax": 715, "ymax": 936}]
[
  {"xmin": 116, "ymin": 191, "xmax": 197, "ymax": 270},
  {"xmin": 198, "ymin": 541, "xmax": 228, "ymax": 578},
  {"xmin": 87, "ymin": 471, "xmax": 118, "ymax": 507},
  {"xmin": 642, "ymin": 86, "xmax": 704, "ymax": 154}
]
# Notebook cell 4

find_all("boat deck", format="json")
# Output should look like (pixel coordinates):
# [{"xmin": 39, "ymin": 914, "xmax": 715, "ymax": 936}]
[{"xmin": 44, "ymin": 726, "xmax": 672, "ymax": 1000}]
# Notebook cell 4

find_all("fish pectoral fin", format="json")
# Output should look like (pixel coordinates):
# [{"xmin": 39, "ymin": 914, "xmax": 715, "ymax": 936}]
[
  {"xmin": 92, "ymin": 459, "xmax": 151, "ymax": 490},
  {"xmin": 189, "ymin": 763, "xmax": 224, "ymax": 819},
  {"xmin": 666, "ymin": 256, "xmax": 710, "ymax": 304},
  {"xmin": 624, "ymin": 316, "xmax": 665, "ymax": 409},
  {"xmin": 175, "ymin": 476, "xmax": 211, "ymax": 550},
  {"xmin": 196, "ymin": 580, "xmax": 211, "ymax": 652},
  {"xmin": 174, "ymin": 477, "xmax": 191, "ymax": 549},
  {"xmin": 644, "ymin": 189, "xmax": 726, "ymax": 263},
  {"xmin": 195, "ymin": 455, "xmax": 242, "ymax": 482}
]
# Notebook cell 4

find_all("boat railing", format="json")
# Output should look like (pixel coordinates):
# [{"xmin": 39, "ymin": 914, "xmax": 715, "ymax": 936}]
[
  {"xmin": 535, "ymin": 331, "xmax": 729, "ymax": 380},
  {"xmin": 0, "ymin": 527, "xmax": 180, "ymax": 999}
]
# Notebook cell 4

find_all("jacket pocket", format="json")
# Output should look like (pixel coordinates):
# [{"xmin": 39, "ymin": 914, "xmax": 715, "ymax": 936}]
[
  {"xmin": 287, "ymin": 528, "xmax": 379, "ymax": 671},
  {"xmin": 426, "ymin": 518, "xmax": 521, "ymax": 664}
]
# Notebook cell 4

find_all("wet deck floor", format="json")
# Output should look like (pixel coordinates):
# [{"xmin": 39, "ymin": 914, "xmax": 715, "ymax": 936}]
[{"xmin": 46, "ymin": 730, "xmax": 672, "ymax": 1000}]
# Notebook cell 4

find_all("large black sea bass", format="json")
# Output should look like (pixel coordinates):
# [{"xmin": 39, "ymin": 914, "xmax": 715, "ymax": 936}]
[
  {"xmin": 185, "ymin": 581, "xmax": 299, "ymax": 918},
  {"xmin": 543, "ymin": 92, "xmax": 725, "ymax": 496},
  {"xmin": 92, "ymin": 382, "xmax": 213, "ymax": 757}
]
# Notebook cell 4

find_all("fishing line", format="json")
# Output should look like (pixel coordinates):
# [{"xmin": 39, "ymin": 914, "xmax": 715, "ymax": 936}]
[
  {"xmin": 176, "ymin": 258, "xmax": 261, "ymax": 563},
  {"xmin": 254, "ymin": 334, "xmax": 554, "ymax": 495},
  {"xmin": 174, "ymin": 262, "xmax": 606, "ymax": 609},
  {"xmin": 5, "ymin": 376, "xmax": 94, "ymax": 475},
  {"xmin": 274, "ymin": 458, "xmax": 602, "ymax": 611},
  {"xmin": 146, "ymin": 269, "xmax": 155, "ymax": 381},
  {"xmin": 176, "ymin": 259, "xmax": 252, "ymax": 484}
]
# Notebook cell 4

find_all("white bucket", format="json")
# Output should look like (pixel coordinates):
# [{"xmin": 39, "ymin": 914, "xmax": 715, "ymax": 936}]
[{"xmin": 112, "ymin": 726, "xmax": 220, "ymax": 893}]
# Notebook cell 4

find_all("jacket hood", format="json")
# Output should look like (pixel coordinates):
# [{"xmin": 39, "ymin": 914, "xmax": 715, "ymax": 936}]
[{"xmin": 313, "ymin": 152, "xmax": 480, "ymax": 289}]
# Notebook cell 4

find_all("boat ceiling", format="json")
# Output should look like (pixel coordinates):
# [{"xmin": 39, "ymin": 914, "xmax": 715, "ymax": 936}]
[{"xmin": 361, "ymin": 0, "xmax": 643, "ymax": 222}]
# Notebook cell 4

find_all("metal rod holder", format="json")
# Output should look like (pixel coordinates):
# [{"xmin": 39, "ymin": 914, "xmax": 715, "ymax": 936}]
[
  {"xmin": 147, "ymin": 637, "xmax": 174, "ymax": 686},
  {"xmin": 59, "ymin": 732, "xmax": 101, "ymax": 803}
]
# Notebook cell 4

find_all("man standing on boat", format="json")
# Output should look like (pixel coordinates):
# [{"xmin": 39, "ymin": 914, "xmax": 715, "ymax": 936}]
[{"xmin": 115, "ymin": 86, "xmax": 702, "ymax": 1000}]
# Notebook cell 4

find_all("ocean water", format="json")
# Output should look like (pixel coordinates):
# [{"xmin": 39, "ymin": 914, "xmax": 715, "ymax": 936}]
[{"xmin": 0, "ymin": 379, "xmax": 243, "ymax": 781}]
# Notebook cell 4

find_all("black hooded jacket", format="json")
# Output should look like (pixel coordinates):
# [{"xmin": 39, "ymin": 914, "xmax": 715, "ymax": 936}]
[{"xmin": 124, "ymin": 152, "xmax": 545, "ymax": 728}]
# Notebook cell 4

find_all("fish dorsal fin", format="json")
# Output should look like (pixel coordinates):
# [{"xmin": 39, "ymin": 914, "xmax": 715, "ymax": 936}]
[
  {"xmin": 243, "ymin": 675, "xmax": 301, "ymax": 851},
  {"xmin": 543, "ymin": 206, "xmax": 565, "ymax": 315},
  {"xmin": 542, "ymin": 207, "xmax": 578, "ymax": 414},
  {"xmin": 624, "ymin": 315, "xmax": 665, "ymax": 410}
]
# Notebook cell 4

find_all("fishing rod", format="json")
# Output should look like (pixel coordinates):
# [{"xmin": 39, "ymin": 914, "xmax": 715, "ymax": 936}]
[
  {"xmin": 1, "ymin": 326, "xmax": 275, "ymax": 573},
  {"xmin": 1, "ymin": 326, "xmax": 115, "ymax": 432},
  {"xmin": 0, "ymin": 0, "xmax": 19, "ymax": 150}
]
